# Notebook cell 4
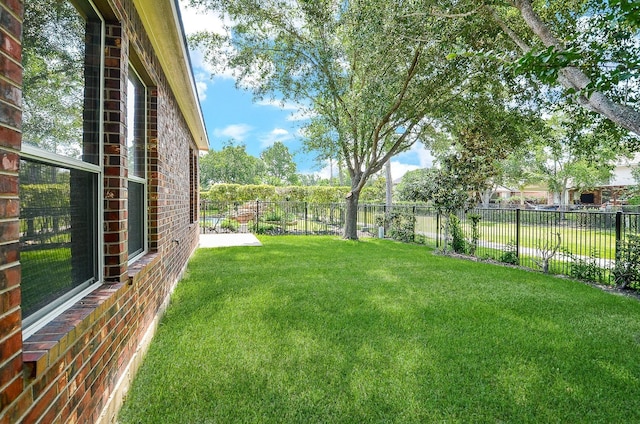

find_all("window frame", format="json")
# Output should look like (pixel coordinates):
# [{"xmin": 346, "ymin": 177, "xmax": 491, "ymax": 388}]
[
  {"xmin": 20, "ymin": 0, "xmax": 105, "ymax": 339},
  {"xmin": 126, "ymin": 66, "xmax": 148, "ymax": 263},
  {"xmin": 189, "ymin": 148, "xmax": 197, "ymax": 224}
]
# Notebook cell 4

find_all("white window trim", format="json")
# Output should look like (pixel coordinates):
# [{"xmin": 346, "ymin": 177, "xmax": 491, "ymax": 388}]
[{"xmin": 127, "ymin": 66, "xmax": 148, "ymax": 264}]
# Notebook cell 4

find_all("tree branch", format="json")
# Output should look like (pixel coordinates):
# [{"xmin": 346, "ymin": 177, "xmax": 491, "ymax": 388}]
[{"xmin": 371, "ymin": 45, "xmax": 423, "ymax": 156}]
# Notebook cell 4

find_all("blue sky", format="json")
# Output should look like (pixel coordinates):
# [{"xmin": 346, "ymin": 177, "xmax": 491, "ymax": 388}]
[{"xmin": 178, "ymin": 1, "xmax": 433, "ymax": 180}]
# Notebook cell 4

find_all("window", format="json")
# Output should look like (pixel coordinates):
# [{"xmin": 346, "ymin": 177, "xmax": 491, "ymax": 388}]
[
  {"xmin": 127, "ymin": 68, "xmax": 147, "ymax": 260},
  {"xmin": 20, "ymin": 0, "xmax": 104, "ymax": 333},
  {"xmin": 189, "ymin": 148, "xmax": 197, "ymax": 223}
]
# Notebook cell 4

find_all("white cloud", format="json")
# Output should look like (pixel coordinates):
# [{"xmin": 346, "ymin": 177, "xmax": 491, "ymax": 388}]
[
  {"xmin": 257, "ymin": 99, "xmax": 315, "ymax": 122},
  {"xmin": 256, "ymin": 99, "xmax": 300, "ymax": 110},
  {"xmin": 305, "ymin": 145, "xmax": 432, "ymax": 182},
  {"xmin": 213, "ymin": 124, "xmax": 253, "ymax": 141},
  {"xmin": 194, "ymin": 73, "xmax": 209, "ymax": 101},
  {"xmin": 272, "ymin": 128, "xmax": 289, "ymax": 135},
  {"xmin": 179, "ymin": 1, "xmax": 227, "ymax": 36},
  {"xmin": 316, "ymin": 162, "xmax": 333, "ymax": 179},
  {"xmin": 178, "ymin": 0, "xmax": 235, "ymax": 80},
  {"xmin": 260, "ymin": 128, "xmax": 292, "ymax": 148},
  {"xmin": 287, "ymin": 109, "xmax": 316, "ymax": 122},
  {"xmin": 395, "ymin": 142, "xmax": 434, "ymax": 169},
  {"xmin": 389, "ymin": 161, "xmax": 420, "ymax": 182}
]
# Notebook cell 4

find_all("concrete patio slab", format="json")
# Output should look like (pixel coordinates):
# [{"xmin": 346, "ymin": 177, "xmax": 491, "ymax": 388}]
[{"xmin": 198, "ymin": 233, "xmax": 262, "ymax": 248}]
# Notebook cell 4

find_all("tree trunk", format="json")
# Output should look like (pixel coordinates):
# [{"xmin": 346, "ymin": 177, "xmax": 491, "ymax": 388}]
[
  {"xmin": 561, "ymin": 188, "xmax": 570, "ymax": 210},
  {"xmin": 385, "ymin": 160, "xmax": 392, "ymax": 209},
  {"xmin": 344, "ymin": 189, "xmax": 361, "ymax": 240},
  {"xmin": 512, "ymin": 0, "xmax": 640, "ymax": 136},
  {"xmin": 480, "ymin": 188, "xmax": 493, "ymax": 208},
  {"xmin": 329, "ymin": 158, "xmax": 334, "ymax": 185}
]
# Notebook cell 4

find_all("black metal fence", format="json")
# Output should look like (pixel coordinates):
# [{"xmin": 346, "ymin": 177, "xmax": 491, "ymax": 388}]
[{"xmin": 200, "ymin": 200, "xmax": 640, "ymax": 285}]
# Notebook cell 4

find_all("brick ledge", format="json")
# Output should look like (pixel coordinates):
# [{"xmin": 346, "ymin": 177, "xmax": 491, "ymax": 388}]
[{"xmin": 22, "ymin": 252, "xmax": 160, "ymax": 379}]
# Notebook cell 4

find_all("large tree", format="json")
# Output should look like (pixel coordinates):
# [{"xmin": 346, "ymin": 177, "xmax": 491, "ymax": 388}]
[
  {"xmin": 534, "ymin": 112, "xmax": 622, "ymax": 207},
  {"xmin": 260, "ymin": 141, "xmax": 298, "ymax": 186},
  {"xmin": 199, "ymin": 140, "xmax": 265, "ymax": 188},
  {"xmin": 437, "ymin": 0, "xmax": 640, "ymax": 138},
  {"xmin": 22, "ymin": 0, "xmax": 86, "ymax": 158},
  {"xmin": 499, "ymin": 146, "xmax": 545, "ymax": 206},
  {"xmin": 189, "ymin": 0, "xmax": 466, "ymax": 239}
]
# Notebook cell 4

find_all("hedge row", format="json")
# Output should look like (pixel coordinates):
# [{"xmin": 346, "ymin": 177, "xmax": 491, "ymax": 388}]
[
  {"xmin": 21, "ymin": 184, "xmax": 70, "ymax": 209},
  {"xmin": 201, "ymin": 184, "xmax": 383, "ymax": 203}
]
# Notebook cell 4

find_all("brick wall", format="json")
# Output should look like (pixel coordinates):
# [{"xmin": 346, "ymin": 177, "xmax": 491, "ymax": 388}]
[
  {"xmin": 0, "ymin": 0, "xmax": 24, "ymax": 420},
  {"xmin": 0, "ymin": 0, "xmax": 201, "ymax": 422}
]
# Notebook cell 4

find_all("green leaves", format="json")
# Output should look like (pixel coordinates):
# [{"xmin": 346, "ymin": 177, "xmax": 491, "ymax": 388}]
[
  {"xmin": 514, "ymin": 45, "xmax": 582, "ymax": 85},
  {"xmin": 611, "ymin": 0, "xmax": 640, "ymax": 28},
  {"xmin": 22, "ymin": 0, "xmax": 87, "ymax": 158},
  {"xmin": 260, "ymin": 141, "xmax": 298, "ymax": 185},
  {"xmin": 199, "ymin": 141, "xmax": 266, "ymax": 187}
]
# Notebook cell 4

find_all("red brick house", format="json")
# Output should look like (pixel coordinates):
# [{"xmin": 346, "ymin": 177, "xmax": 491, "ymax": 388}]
[{"xmin": 0, "ymin": 0, "xmax": 208, "ymax": 422}]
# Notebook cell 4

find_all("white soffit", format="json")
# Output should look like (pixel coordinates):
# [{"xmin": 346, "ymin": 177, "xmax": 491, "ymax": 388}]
[{"xmin": 133, "ymin": 0, "xmax": 209, "ymax": 151}]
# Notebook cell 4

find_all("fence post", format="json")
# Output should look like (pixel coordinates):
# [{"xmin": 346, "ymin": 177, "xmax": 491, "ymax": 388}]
[
  {"xmin": 516, "ymin": 208, "xmax": 521, "ymax": 259},
  {"xmin": 255, "ymin": 200, "xmax": 260, "ymax": 233},
  {"xmin": 413, "ymin": 205, "xmax": 416, "ymax": 241},
  {"xmin": 615, "ymin": 211, "xmax": 622, "ymax": 263},
  {"xmin": 436, "ymin": 212, "xmax": 440, "ymax": 248},
  {"xmin": 305, "ymin": 202, "xmax": 308, "ymax": 235},
  {"xmin": 199, "ymin": 200, "xmax": 203, "ymax": 233}
]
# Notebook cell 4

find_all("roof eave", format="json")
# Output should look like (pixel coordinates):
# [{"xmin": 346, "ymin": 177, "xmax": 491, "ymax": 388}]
[{"xmin": 133, "ymin": 0, "xmax": 209, "ymax": 151}]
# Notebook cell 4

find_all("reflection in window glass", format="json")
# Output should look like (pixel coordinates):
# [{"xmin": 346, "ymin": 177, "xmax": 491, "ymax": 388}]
[
  {"xmin": 127, "ymin": 69, "xmax": 146, "ymax": 259},
  {"xmin": 19, "ymin": 160, "xmax": 97, "ymax": 319},
  {"xmin": 22, "ymin": 0, "xmax": 101, "ymax": 164},
  {"xmin": 127, "ymin": 72, "xmax": 146, "ymax": 178},
  {"xmin": 128, "ymin": 181, "xmax": 145, "ymax": 257}
]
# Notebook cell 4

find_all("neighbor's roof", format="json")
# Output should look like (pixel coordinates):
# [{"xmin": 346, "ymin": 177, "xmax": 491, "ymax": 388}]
[{"xmin": 133, "ymin": 0, "xmax": 209, "ymax": 151}]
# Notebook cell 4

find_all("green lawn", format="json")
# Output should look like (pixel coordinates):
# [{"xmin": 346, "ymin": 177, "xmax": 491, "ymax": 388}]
[
  {"xmin": 416, "ymin": 215, "xmax": 618, "ymax": 259},
  {"xmin": 118, "ymin": 236, "xmax": 640, "ymax": 423}
]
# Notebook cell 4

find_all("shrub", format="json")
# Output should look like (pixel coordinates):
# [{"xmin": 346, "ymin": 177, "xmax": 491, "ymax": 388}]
[
  {"xmin": 613, "ymin": 235, "xmax": 640, "ymax": 289},
  {"xmin": 569, "ymin": 249, "xmax": 604, "ymax": 283},
  {"xmin": 467, "ymin": 213, "xmax": 482, "ymax": 256},
  {"xmin": 254, "ymin": 222, "xmax": 280, "ymax": 235},
  {"xmin": 449, "ymin": 214, "xmax": 466, "ymax": 254},
  {"xmin": 261, "ymin": 206, "xmax": 296, "ymax": 223},
  {"xmin": 499, "ymin": 241, "xmax": 519, "ymax": 265},
  {"xmin": 387, "ymin": 209, "xmax": 415, "ymax": 243},
  {"xmin": 220, "ymin": 218, "xmax": 239, "ymax": 232}
]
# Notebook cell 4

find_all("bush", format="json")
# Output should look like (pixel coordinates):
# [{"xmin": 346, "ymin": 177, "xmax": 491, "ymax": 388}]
[
  {"xmin": 387, "ymin": 209, "xmax": 415, "ymax": 243},
  {"xmin": 220, "ymin": 218, "xmax": 239, "ymax": 232},
  {"xmin": 202, "ymin": 184, "xmax": 382, "ymax": 204},
  {"xmin": 627, "ymin": 196, "xmax": 640, "ymax": 206},
  {"xmin": 254, "ymin": 222, "xmax": 280, "ymax": 235},
  {"xmin": 499, "ymin": 241, "xmax": 519, "ymax": 265},
  {"xmin": 449, "ymin": 214, "xmax": 466, "ymax": 254},
  {"xmin": 569, "ymin": 249, "xmax": 604, "ymax": 283},
  {"xmin": 613, "ymin": 235, "xmax": 640, "ymax": 289},
  {"xmin": 467, "ymin": 213, "xmax": 481, "ymax": 256},
  {"xmin": 261, "ymin": 206, "xmax": 296, "ymax": 223}
]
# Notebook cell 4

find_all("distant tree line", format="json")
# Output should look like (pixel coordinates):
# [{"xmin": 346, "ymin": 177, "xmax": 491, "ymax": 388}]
[{"xmin": 201, "ymin": 183, "xmax": 385, "ymax": 204}]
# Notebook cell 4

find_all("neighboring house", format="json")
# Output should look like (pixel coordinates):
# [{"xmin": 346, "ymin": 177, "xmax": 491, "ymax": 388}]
[
  {"xmin": 572, "ymin": 154, "xmax": 640, "ymax": 206},
  {"xmin": 492, "ymin": 155, "xmax": 640, "ymax": 207},
  {"xmin": 493, "ymin": 184, "xmax": 550, "ymax": 205},
  {"xmin": 0, "ymin": 0, "xmax": 208, "ymax": 423}
]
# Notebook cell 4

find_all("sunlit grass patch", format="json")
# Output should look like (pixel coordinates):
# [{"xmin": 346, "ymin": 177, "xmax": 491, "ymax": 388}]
[{"xmin": 119, "ymin": 236, "xmax": 640, "ymax": 423}]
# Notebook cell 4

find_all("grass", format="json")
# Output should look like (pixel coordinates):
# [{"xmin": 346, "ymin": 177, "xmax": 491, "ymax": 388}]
[
  {"xmin": 118, "ymin": 236, "xmax": 640, "ymax": 423},
  {"xmin": 20, "ymin": 247, "xmax": 72, "ymax": 316},
  {"xmin": 416, "ymin": 215, "xmax": 618, "ymax": 260}
]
